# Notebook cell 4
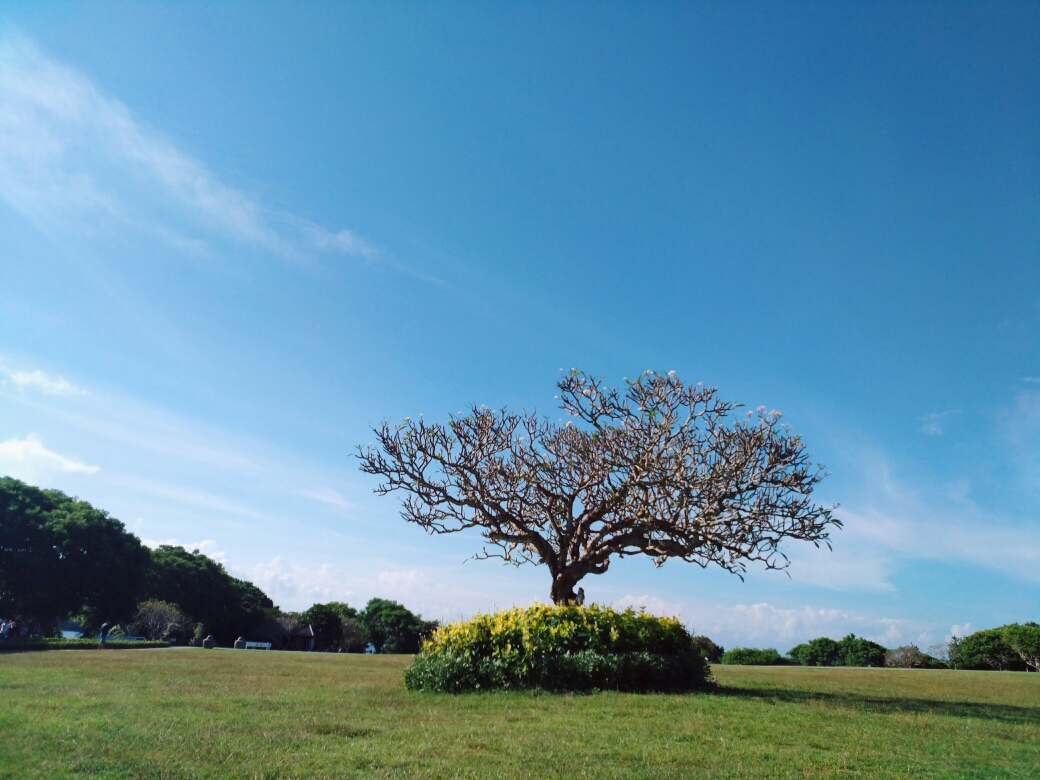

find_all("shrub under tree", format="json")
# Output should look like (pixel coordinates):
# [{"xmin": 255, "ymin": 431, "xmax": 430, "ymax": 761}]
[{"xmin": 404, "ymin": 604, "xmax": 711, "ymax": 692}]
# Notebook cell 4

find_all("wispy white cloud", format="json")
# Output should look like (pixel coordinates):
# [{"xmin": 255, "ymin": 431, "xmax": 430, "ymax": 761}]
[
  {"xmin": 801, "ymin": 500, "xmax": 1040, "ymax": 588},
  {"xmin": 785, "ymin": 442, "xmax": 1040, "ymax": 589},
  {"xmin": 1003, "ymin": 390, "xmax": 1040, "ymax": 447},
  {"xmin": 299, "ymin": 487, "xmax": 355, "ymax": 513},
  {"xmin": 921, "ymin": 409, "xmax": 960, "ymax": 435},
  {"xmin": 105, "ymin": 474, "xmax": 268, "ymax": 520},
  {"xmin": 0, "ymin": 434, "xmax": 98, "ymax": 478},
  {"xmin": 377, "ymin": 570, "xmax": 430, "ymax": 588},
  {"xmin": 0, "ymin": 32, "xmax": 377, "ymax": 263},
  {"xmin": 0, "ymin": 363, "xmax": 82, "ymax": 395}
]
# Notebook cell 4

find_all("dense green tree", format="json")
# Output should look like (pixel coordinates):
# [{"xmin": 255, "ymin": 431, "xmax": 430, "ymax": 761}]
[
  {"xmin": 836, "ymin": 634, "xmax": 887, "ymax": 667},
  {"xmin": 788, "ymin": 637, "xmax": 840, "ymax": 666},
  {"xmin": 362, "ymin": 598, "xmax": 437, "ymax": 654},
  {"xmin": 1002, "ymin": 624, "xmax": 1040, "ymax": 672},
  {"xmin": 143, "ymin": 545, "xmax": 273, "ymax": 645},
  {"xmin": 301, "ymin": 603, "xmax": 346, "ymax": 651},
  {"xmin": 324, "ymin": 602, "xmax": 360, "ymax": 622},
  {"xmin": 720, "ymin": 647, "xmax": 788, "ymax": 665},
  {"xmin": 0, "ymin": 477, "xmax": 149, "ymax": 631},
  {"xmin": 787, "ymin": 635, "xmax": 887, "ymax": 667},
  {"xmin": 301, "ymin": 602, "xmax": 368, "ymax": 652},
  {"xmin": 341, "ymin": 617, "xmax": 367, "ymax": 652},
  {"xmin": 959, "ymin": 629, "xmax": 1022, "ymax": 671},
  {"xmin": 325, "ymin": 602, "xmax": 367, "ymax": 652}
]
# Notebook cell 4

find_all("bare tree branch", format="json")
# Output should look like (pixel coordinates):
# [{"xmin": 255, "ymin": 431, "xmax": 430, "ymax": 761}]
[{"xmin": 358, "ymin": 370, "xmax": 840, "ymax": 604}]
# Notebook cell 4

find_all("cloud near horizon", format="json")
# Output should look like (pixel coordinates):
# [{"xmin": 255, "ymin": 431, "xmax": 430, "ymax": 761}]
[{"xmin": 616, "ymin": 595, "xmax": 931, "ymax": 649}]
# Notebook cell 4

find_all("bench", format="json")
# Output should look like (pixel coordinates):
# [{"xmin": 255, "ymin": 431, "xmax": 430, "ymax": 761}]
[
  {"xmin": 245, "ymin": 641, "xmax": 272, "ymax": 650},
  {"xmin": 98, "ymin": 635, "xmax": 147, "ymax": 641}
]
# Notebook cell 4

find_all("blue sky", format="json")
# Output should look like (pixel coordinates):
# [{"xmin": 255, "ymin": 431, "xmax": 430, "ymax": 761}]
[{"xmin": 1, "ymin": 2, "xmax": 1038, "ymax": 651}]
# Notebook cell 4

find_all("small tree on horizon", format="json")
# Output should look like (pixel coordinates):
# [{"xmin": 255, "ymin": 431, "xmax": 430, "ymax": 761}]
[
  {"xmin": 359, "ymin": 370, "xmax": 839, "ymax": 604},
  {"xmin": 274, "ymin": 612, "xmax": 302, "ymax": 649},
  {"xmin": 363, "ymin": 598, "xmax": 437, "ymax": 654},
  {"xmin": 127, "ymin": 599, "xmax": 192, "ymax": 641}
]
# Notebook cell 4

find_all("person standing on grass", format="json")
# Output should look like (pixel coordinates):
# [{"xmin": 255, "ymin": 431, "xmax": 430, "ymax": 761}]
[
  {"xmin": 98, "ymin": 622, "xmax": 111, "ymax": 650},
  {"xmin": 0, "ymin": 619, "xmax": 8, "ymax": 640}
]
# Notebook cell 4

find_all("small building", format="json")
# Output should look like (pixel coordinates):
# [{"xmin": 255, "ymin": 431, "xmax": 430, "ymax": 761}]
[
  {"xmin": 289, "ymin": 624, "xmax": 315, "ymax": 651},
  {"xmin": 251, "ymin": 618, "xmax": 317, "ymax": 651}
]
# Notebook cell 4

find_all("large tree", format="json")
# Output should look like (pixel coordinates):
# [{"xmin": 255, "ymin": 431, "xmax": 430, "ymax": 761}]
[
  {"xmin": 359, "ymin": 371, "xmax": 839, "ymax": 604},
  {"xmin": 144, "ymin": 545, "xmax": 274, "ymax": 645},
  {"xmin": 0, "ymin": 477, "xmax": 149, "ymax": 630}
]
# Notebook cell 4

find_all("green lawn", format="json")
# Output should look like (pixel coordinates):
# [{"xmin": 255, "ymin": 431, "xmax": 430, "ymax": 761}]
[{"xmin": 1, "ymin": 648, "xmax": 1037, "ymax": 779}]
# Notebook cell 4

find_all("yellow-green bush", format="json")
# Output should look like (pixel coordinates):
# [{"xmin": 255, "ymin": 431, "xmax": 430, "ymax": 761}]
[{"xmin": 404, "ymin": 604, "xmax": 711, "ymax": 693}]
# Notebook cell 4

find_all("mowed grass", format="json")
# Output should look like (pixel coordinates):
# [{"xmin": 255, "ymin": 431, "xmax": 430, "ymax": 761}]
[{"xmin": 1, "ymin": 648, "xmax": 1038, "ymax": 779}]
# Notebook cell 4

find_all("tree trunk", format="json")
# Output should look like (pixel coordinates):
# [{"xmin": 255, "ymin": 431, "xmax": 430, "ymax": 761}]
[{"xmin": 550, "ymin": 575, "xmax": 578, "ymax": 605}]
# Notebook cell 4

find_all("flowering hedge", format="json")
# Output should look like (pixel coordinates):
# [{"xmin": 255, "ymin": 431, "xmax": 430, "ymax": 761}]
[{"xmin": 403, "ymin": 604, "xmax": 711, "ymax": 693}]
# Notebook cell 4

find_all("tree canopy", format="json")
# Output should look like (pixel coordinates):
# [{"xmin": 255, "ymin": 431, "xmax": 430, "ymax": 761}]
[
  {"xmin": 956, "ymin": 626, "xmax": 1032, "ymax": 671},
  {"xmin": 1002, "ymin": 624, "xmax": 1040, "ymax": 672},
  {"xmin": 144, "ymin": 545, "xmax": 274, "ymax": 645},
  {"xmin": 0, "ymin": 477, "xmax": 150, "ymax": 630},
  {"xmin": 1, "ymin": 478, "xmax": 438, "ymax": 652},
  {"xmin": 301, "ymin": 603, "xmax": 348, "ymax": 651},
  {"xmin": 362, "ymin": 598, "xmax": 437, "ymax": 654},
  {"xmin": 787, "ymin": 634, "xmax": 886, "ymax": 667},
  {"xmin": 359, "ymin": 370, "xmax": 839, "ymax": 603}
]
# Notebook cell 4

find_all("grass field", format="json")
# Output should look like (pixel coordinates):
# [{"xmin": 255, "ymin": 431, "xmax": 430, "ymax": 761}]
[{"xmin": 1, "ymin": 648, "xmax": 1038, "ymax": 779}]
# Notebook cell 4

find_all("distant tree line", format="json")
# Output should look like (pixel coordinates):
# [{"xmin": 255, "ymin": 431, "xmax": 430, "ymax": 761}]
[
  {"xmin": 0, "ymin": 477, "xmax": 435, "ymax": 650},
  {"xmin": 284, "ymin": 599, "xmax": 438, "ymax": 654},
  {"xmin": 718, "ymin": 625, "xmax": 1040, "ymax": 671}
]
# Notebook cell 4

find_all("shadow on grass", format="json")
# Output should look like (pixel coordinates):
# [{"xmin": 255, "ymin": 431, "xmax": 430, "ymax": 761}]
[{"xmin": 715, "ymin": 685, "xmax": 1040, "ymax": 725}]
